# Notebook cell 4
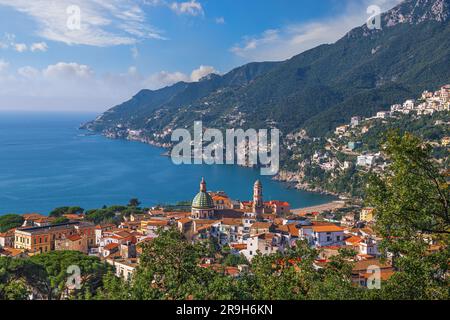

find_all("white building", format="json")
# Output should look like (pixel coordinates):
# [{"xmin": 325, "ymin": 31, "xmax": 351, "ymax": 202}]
[
  {"xmin": 107, "ymin": 258, "xmax": 138, "ymax": 281},
  {"xmin": 301, "ymin": 225, "xmax": 345, "ymax": 247},
  {"xmin": 351, "ymin": 116, "xmax": 362, "ymax": 127},
  {"xmin": 376, "ymin": 111, "xmax": 390, "ymax": 119},
  {"xmin": 357, "ymin": 155, "xmax": 375, "ymax": 167},
  {"xmin": 241, "ymin": 233, "xmax": 282, "ymax": 262},
  {"xmin": 403, "ymin": 99, "xmax": 415, "ymax": 110}
]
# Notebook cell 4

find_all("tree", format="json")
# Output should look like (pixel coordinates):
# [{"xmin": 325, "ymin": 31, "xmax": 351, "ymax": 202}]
[
  {"xmin": 49, "ymin": 207, "xmax": 84, "ymax": 217},
  {"xmin": 0, "ymin": 257, "xmax": 50, "ymax": 300},
  {"xmin": 51, "ymin": 217, "xmax": 70, "ymax": 225},
  {"xmin": 367, "ymin": 131, "xmax": 449, "ymax": 300},
  {"xmin": 0, "ymin": 214, "xmax": 24, "ymax": 232},
  {"xmin": 128, "ymin": 198, "xmax": 141, "ymax": 207},
  {"xmin": 223, "ymin": 254, "xmax": 248, "ymax": 267},
  {"xmin": 29, "ymin": 251, "xmax": 110, "ymax": 300}
]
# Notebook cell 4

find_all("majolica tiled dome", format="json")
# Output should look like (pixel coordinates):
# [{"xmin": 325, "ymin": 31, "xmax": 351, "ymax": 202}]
[{"xmin": 192, "ymin": 178, "xmax": 214, "ymax": 209}]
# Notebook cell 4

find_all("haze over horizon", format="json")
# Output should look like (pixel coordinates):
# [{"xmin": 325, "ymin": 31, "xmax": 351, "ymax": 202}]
[{"xmin": 0, "ymin": 0, "xmax": 401, "ymax": 112}]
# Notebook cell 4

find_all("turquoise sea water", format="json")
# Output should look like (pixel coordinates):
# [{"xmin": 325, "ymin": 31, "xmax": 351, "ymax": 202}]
[{"xmin": 0, "ymin": 112, "xmax": 335, "ymax": 215}]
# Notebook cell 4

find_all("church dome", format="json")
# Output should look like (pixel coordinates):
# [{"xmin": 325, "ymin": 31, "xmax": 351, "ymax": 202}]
[{"xmin": 192, "ymin": 178, "xmax": 214, "ymax": 209}]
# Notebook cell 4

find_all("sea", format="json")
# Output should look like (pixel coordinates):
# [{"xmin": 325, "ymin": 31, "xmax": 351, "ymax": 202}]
[{"xmin": 0, "ymin": 112, "xmax": 335, "ymax": 215}]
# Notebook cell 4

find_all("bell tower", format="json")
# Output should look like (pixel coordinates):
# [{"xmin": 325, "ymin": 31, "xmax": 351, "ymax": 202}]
[{"xmin": 252, "ymin": 180, "xmax": 264, "ymax": 214}]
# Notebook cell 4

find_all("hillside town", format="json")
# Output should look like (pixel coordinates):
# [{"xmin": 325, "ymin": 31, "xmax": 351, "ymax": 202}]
[
  {"xmin": 282, "ymin": 85, "xmax": 450, "ymax": 196},
  {"xmin": 1, "ymin": 178, "xmax": 414, "ymax": 288}
]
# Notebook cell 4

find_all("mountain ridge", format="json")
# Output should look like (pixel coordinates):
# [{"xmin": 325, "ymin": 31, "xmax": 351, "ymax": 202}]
[{"xmin": 83, "ymin": 0, "xmax": 450, "ymax": 142}]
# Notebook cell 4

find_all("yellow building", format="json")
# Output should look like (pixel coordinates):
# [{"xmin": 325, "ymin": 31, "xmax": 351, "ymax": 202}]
[
  {"xmin": 360, "ymin": 208, "xmax": 376, "ymax": 222},
  {"xmin": 14, "ymin": 221, "xmax": 95, "ymax": 255},
  {"xmin": 14, "ymin": 228, "xmax": 52, "ymax": 254}
]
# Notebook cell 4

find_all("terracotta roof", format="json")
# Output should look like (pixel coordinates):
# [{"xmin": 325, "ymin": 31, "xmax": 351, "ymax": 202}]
[
  {"xmin": 345, "ymin": 236, "xmax": 363, "ymax": 245},
  {"xmin": 265, "ymin": 200, "xmax": 290, "ymax": 207},
  {"xmin": 230, "ymin": 243, "xmax": 247, "ymax": 251},
  {"xmin": 67, "ymin": 234, "xmax": 82, "ymax": 241},
  {"xmin": 221, "ymin": 218, "xmax": 243, "ymax": 226},
  {"xmin": 0, "ymin": 247, "xmax": 25, "ymax": 257},
  {"xmin": 311, "ymin": 225, "xmax": 344, "ymax": 233},
  {"xmin": 251, "ymin": 222, "xmax": 273, "ymax": 229},
  {"xmin": 359, "ymin": 270, "xmax": 395, "ymax": 281},
  {"xmin": 104, "ymin": 243, "xmax": 120, "ymax": 251},
  {"xmin": 212, "ymin": 195, "xmax": 229, "ymax": 201},
  {"xmin": 143, "ymin": 220, "xmax": 169, "ymax": 227},
  {"xmin": 177, "ymin": 218, "xmax": 192, "ymax": 224},
  {"xmin": 352, "ymin": 259, "xmax": 392, "ymax": 272}
]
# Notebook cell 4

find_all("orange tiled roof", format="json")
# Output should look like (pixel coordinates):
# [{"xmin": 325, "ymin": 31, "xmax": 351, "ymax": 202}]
[
  {"xmin": 212, "ymin": 195, "xmax": 229, "ymax": 201},
  {"xmin": 265, "ymin": 200, "xmax": 290, "ymax": 207},
  {"xmin": 345, "ymin": 236, "xmax": 363, "ymax": 245},
  {"xmin": 230, "ymin": 243, "xmax": 247, "ymax": 251},
  {"xmin": 311, "ymin": 225, "xmax": 344, "ymax": 233},
  {"xmin": 221, "ymin": 218, "xmax": 243, "ymax": 226},
  {"xmin": 104, "ymin": 243, "xmax": 119, "ymax": 251},
  {"xmin": 67, "ymin": 234, "xmax": 82, "ymax": 241},
  {"xmin": 251, "ymin": 222, "xmax": 273, "ymax": 229},
  {"xmin": 177, "ymin": 218, "xmax": 192, "ymax": 224}
]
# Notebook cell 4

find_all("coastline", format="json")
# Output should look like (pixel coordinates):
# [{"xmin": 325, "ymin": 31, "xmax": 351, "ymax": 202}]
[
  {"xmin": 292, "ymin": 201, "xmax": 347, "ymax": 215},
  {"xmin": 86, "ymin": 128, "xmax": 346, "ymax": 198}
]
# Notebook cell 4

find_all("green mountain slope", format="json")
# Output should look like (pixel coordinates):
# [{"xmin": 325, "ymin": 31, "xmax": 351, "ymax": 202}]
[{"xmin": 84, "ymin": 0, "xmax": 450, "ymax": 140}]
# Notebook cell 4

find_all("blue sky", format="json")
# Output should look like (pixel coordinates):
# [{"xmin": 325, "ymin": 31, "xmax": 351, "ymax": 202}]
[{"xmin": 0, "ymin": 0, "xmax": 401, "ymax": 112}]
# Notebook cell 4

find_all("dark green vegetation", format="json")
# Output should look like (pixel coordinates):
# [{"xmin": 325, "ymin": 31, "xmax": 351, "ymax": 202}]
[
  {"xmin": 1, "ymin": 131, "xmax": 448, "ymax": 300},
  {"xmin": 366, "ymin": 131, "xmax": 449, "ymax": 299},
  {"xmin": 0, "ymin": 214, "xmax": 24, "ymax": 233},
  {"xmin": 84, "ymin": 203, "xmax": 146, "ymax": 225},
  {"xmin": 0, "ymin": 251, "xmax": 110, "ymax": 300},
  {"xmin": 84, "ymin": 0, "xmax": 450, "ymax": 140},
  {"xmin": 49, "ymin": 206, "xmax": 84, "ymax": 218},
  {"xmin": 98, "ymin": 132, "xmax": 449, "ymax": 300},
  {"xmin": 284, "ymin": 111, "xmax": 449, "ymax": 198}
]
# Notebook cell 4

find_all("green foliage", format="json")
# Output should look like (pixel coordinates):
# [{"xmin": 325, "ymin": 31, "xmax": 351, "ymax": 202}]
[
  {"xmin": 367, "ymin": 131, "xmax": 449, "ymax": 300},
  {"xmin": 49, "ymin": 207, "xmax": 84, "ymax": 217},
  {"xmin": 0, "ymin": 257, "xmax": 50, "ymax": 300},
  {"xmin": 29, "ymin": 251, "xmax": 110, "ymax": 300},
  {"xmin": 84, "ymin": 205, "xmax": 145, "ymax": 224},
  {"xmin": 223, "ymin": 254, "xmax": 248, "ymax": 267},
  {"xmin": 51, "ymin": 217, "xmax": 70, "ymax": 225},
  {"xmin": 128, "ymin": 198, "xmax": 141, "ymax": 207},
  {"xmin": 85, "ymin": 5, "xmax": 450, "ymax": 142},
  {"xmin": 0, "ymin": 214, "xmax": 24, "ymax": 232}
]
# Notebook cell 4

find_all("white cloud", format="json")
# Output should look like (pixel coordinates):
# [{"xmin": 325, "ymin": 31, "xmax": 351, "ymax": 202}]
[
  {"xmin": 14, "ymin": 43, "xmax": 27, "ymax": 52},
  {"xmin": 144, "ymin": 70, "xmax": 190, "ymax": 88},
  {"xmin": 131, "ymin": 46, "xmax": 139, "ymax": 59},
  {"xmin": 17, "ymin": 66, "xmax": 39, "ymax": 79},
  {"xmin": 215, "ymin": 17, "xmax": 225, "ymax": 24},
  {"xmin": 190, "ymin": 65, "xmax": 217, "ymax": 81},
  {"xmin": 0, "ymin": 59, "xmax": 9, "ymax": 72},
  {"xmin": 30, "ymin": 42, "xmax": 48, "ymax": 52},
  {"xmin": 0, "ymin": 0, "xmax": 165, "ymax": 47},
  {"xmin": 0, "ymin": 62, "xmax": 218, "ymax": 111},
  {"xmin": 170, "ymin": 0, "xmax": 204, "ymax": 16},
  {"xmin": 42, "ymin": 62, "xmax": 94, "ymax": 79},
  {"xmin": 230, "ymin": 0, "xmax": 402, "ymax": 61}
]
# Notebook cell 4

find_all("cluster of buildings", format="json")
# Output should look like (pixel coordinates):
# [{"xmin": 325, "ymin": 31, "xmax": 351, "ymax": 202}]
[
  {"xmin": 329, "ymin": 85, "xmax": 450, "ymax": 170},
  {"xmin": 336, "ymin": 84, "xmax": 450, "ymax": 141},
  {"xmin": 0, "ymin": 178, "xmax": 396, "ymax": 288}
]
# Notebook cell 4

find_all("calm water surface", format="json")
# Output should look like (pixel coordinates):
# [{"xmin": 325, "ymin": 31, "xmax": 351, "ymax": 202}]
[{"xmin": 0, "ymin": 112, "xmax": 335, "ymax": 214}]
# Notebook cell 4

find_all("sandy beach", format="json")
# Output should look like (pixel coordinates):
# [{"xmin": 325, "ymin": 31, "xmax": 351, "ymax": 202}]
[{"xmin": 292, "ymin": 201, "xmax": 346, "ymax": 215}]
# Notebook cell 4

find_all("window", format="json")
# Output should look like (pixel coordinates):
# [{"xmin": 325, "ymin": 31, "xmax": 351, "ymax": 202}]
[{"xmin": 337, "ymin": 236, "xmax": 341, "ymax": 241}]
